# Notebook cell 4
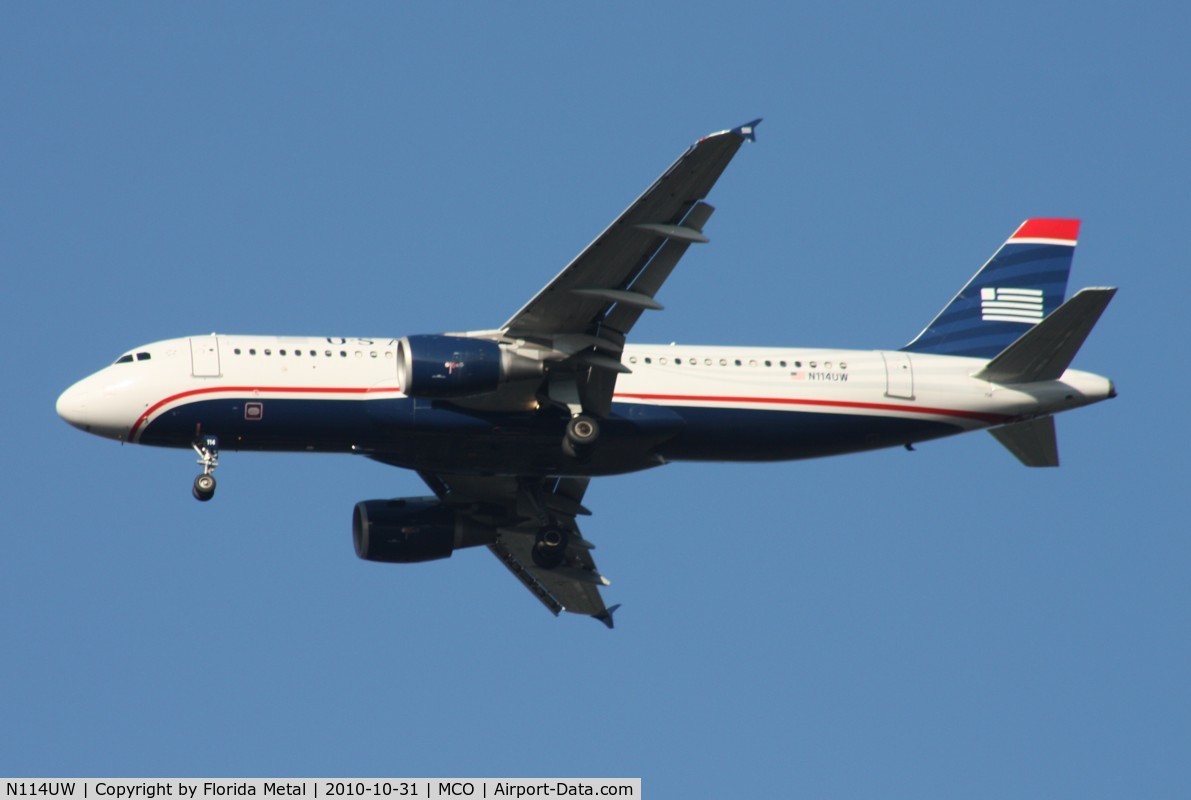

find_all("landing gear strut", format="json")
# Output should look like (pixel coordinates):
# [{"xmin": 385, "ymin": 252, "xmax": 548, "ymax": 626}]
[
  {"xmin": 191, "ymin": 434, "xmax": 220, "ymax": 502},
  {"xmin": 562, "ymin": 414, "xmax": 600, "ymax": 459}
]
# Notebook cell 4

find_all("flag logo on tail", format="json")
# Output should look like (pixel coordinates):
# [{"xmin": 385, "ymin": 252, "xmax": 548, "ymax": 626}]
[{"xmin": 981, "ymin": 287, "xmax": 1044, "ymax": 324}]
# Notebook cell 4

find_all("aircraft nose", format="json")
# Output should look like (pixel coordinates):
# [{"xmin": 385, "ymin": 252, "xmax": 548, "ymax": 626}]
[
  {"xmin": 56, "ymin": 373, "xmax": 135, "ymax": 440},
  {"xmin": 56, "ymin": 381, "xmax": 90, "ymax": 430}
]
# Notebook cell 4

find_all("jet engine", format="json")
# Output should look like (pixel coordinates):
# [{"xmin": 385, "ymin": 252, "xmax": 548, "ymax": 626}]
[
  {"xmin": 396, "ymin": 335, "xmax": 542, "ymax": 398},
  {"xmin": 352, "ymin": 497, "xmax": 495, "ymax": 563}
]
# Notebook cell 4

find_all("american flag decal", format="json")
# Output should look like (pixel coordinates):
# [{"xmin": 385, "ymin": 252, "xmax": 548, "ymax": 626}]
[{"xmin": 981, "ymin": 287, "xmax": 1044, "ymax": 324}]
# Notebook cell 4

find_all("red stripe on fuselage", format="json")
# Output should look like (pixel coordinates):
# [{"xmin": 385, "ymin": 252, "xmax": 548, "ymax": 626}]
[
  {"xmin": 128, "ymin": 385, "xmax": 402, "ymax": 441},
  {"xmin": 612, "ymin": 392, "xmax": 1009, "ymax": 424},
  {"xmin": 129, "ymin": 385, "xmax": 1009, "ymax": 442}
]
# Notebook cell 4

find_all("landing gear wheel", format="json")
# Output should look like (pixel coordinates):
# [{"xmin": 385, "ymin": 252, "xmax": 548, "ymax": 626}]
[
  {"xmin": 566, "ymin": 415, "xmax": 600, "ymax": 446},
  {"xmin": 562, "ymin": 414, "xmax": 600, "ymax": 459},
  {"xmin": 532, "ymin": 526, "xmax": 570, "ymax": 569},
  {"xmin": 191, "ymin": 434, "xmax": 221, "ymax": 502},
  {"xmin": 192, "ymin": 473, "xmax": 216, "ymax": 502}
]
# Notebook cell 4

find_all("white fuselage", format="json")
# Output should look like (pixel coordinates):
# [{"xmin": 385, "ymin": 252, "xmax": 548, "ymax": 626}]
[{"xmin": 56, "ymin": 334, "xmax": 1113, "ymax": 475}]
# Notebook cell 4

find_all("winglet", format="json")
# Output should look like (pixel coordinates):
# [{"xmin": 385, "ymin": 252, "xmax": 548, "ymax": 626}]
[
  {"xmin": 733, "ymin": 118, "xmax": 762, "ymax": 142},
  {"xmin": 593, "ymin": 603, "xmax": 621, "ymax": 629}
]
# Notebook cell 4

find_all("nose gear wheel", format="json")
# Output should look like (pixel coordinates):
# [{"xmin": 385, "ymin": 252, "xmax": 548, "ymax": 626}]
[{"xmin": 191, "ymin": 435, "xmax": 220, "ymax": 501}]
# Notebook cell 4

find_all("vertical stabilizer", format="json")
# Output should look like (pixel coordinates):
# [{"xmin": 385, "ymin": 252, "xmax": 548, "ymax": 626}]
[{"xmin": 902, "ymin": 219, "xmax": 1079, "ymax": 358}]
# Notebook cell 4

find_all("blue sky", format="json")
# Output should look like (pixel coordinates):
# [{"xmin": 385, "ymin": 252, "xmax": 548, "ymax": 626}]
[{"xmin": 3, "ymin": 2, "xmax": 1188, "ymax": 795}]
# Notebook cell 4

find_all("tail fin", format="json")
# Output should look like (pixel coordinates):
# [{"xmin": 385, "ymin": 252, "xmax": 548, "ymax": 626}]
[{"xmin": 901, "ymin": 219, "xmax": 1080, "ymax": 358}]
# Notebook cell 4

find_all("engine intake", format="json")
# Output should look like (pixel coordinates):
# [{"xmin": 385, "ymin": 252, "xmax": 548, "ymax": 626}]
[
  {"xmin": 396, "ymin": 334, "xmax": 542, "ymax": 398},
  {"xmin": 352, "ymin": 497, "xmax": 495, "ymax": 563}
]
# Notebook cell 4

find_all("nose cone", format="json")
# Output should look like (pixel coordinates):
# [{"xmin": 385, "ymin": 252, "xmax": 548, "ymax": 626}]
[
  {"xmin": 56, "ymin": 372, "xmax": 135, "ymax": 441},
  {"xmin": 56, "ymin": 381, "xmax": 88, "ymax": 430}
]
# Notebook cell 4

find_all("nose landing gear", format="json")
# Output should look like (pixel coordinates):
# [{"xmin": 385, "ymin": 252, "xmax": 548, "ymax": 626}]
[{"xmin": 191, "ymin": 435, "xmax": 220, "ymax": 502}]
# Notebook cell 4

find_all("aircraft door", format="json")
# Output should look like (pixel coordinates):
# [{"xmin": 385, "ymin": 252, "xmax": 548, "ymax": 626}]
[
  {"xmin": 189, "ymin": 337, "xmax": 221, "ymax": 377},
  {"xmin": 881, "ymin": 351, "xmax": 914, "ymax": 400}
]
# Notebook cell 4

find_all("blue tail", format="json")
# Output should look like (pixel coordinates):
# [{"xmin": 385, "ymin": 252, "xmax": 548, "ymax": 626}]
[{"xmin": 901, "ymin": 219, "xmax": 1079, "ymax": 358}]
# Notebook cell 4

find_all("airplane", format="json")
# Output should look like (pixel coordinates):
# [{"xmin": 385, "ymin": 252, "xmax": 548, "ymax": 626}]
[{"xmin": 56, "ymin": 119, "xmax": 1117, "ymax": 627}]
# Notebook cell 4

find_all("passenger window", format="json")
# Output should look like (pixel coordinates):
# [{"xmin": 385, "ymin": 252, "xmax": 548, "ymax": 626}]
[
  {"xmin": 264, "ymin": 349, "xmax": 272, "ymax": 356},
  {"xmin": 644, "ymin": 357, "xmax": 652, "ymax": 364}
]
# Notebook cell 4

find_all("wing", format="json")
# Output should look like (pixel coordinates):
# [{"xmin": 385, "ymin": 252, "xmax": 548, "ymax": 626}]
[
  {"xmin": 407, "ymin": 122, "xmax": 760, "ymax": 624},
  {"xmin": 419, "ymin": 472, "xmax": 620, "ymax": 628},
  {"xmin": 496, "ymin": 119, "xmax": 760, "ymax": 416}
]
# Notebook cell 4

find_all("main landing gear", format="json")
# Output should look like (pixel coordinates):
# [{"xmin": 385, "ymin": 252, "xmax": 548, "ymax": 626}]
[
  {"xmin": 562, "ymin": 414, "xmax": 600, "ymax": 459},
  {"xmin": 532, "ymin": 526, "xmax": 570, "ymax": 569},
  {"xmin": 191, "ymin": 434, "xmax": 220, "ymax": 502}
]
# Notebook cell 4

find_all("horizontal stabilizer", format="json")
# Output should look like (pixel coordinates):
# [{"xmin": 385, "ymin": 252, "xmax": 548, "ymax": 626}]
[
  {"xmin": 974, "ymin": 288, "xmax": 1117, "ymax": 384},
  {"xmin": 989, "ymin": 416, "xmax": 1060, "ymax": 467}
]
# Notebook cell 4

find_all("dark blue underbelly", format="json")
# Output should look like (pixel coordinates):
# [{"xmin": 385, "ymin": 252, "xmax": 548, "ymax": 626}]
[{"xmin": 137, "ymin": 396, "xmax": 961, "ymax": 475}]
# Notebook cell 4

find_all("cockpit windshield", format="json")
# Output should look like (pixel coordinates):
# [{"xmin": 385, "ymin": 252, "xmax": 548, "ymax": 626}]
[{"xmin": 113, "ymin": 352, "xmax": 151, "ymax": 365}]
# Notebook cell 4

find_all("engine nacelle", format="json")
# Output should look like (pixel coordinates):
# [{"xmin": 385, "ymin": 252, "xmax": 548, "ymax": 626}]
[
  {"xmin": 352, "ymin": 497, "xmax": 495, "ymax": 563},
  {"xmin": 396, "ymin": 334, "xmax": 542, "ymax": 398}
]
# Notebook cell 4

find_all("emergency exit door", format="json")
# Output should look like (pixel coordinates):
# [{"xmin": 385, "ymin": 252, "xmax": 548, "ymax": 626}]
[
  {"xmin": 881, "ymin": 351, "xmax": 914, "ymax": 400},
  {"xmin": 189, "ymin": 337, "xmax": 221, "ymax": 377}
]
